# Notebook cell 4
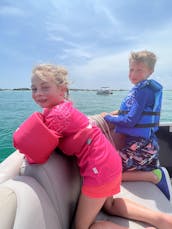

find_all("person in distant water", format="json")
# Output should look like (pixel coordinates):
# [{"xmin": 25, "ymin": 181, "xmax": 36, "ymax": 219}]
[
  {"xmin": 14, "ymin": 63, "xmax": 172, "ymax": 229},
  {"xmin": 102, "ymin": 50, "xmax": 172, "ymax": 202}
]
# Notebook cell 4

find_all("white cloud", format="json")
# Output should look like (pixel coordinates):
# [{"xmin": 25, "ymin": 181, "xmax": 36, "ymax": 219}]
[
  {"xmin": 0, "ymin": 6, "xmax": 25, "ymax": 16},
  {"xmin": 70, "ymin": 50, "xmax": 130, "ymax": 89},
  {"xmin": 92, "ymin": 1, "xmax": 120, "ymax": 27},
  {"xmin": 0, "ymin": 0, "xmax": 172, "ymax": 89}
]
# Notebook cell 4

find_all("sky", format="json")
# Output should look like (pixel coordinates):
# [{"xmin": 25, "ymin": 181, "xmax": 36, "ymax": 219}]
[{"xmin": 0, "ymin": 0, "xmax": 172, "ymax": 90}]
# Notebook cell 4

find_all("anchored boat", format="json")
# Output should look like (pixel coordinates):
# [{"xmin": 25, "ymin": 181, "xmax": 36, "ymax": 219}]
[{"xmin": 96, "ymin": 87, "xmax": 113, "ymax": 95}]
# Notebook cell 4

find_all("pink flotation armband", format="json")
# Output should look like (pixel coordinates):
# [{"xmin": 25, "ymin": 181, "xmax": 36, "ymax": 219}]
[{"xmin": 13, "ymin": 112, "xmax": 59, "ymax": 164}]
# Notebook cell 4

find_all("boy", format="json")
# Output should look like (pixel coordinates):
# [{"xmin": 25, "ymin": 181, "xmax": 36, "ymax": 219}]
[{"xmin": 103, "ymin": 50, "xmax": 172, "ymax": 201}]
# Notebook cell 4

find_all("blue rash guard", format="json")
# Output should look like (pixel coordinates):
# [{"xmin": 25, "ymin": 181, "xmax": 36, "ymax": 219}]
[
  {"xmin": 104, "ymin": 79, "xmax": 162, "ymax": 141},
  {"xmin": 104, "ymin": 79, "xmax": 162, "ymax": 171}
]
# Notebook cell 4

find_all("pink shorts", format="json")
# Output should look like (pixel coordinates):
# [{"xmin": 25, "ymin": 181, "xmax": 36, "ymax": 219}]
[{"xmin": 82, "ymin": 172, "xmax": 121, "ymax": 198}]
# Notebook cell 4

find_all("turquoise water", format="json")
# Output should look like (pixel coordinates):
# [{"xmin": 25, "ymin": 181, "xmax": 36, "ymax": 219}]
[{"xmin": 0, "ymin": 90, "xmax": 172, "ymax": 162}]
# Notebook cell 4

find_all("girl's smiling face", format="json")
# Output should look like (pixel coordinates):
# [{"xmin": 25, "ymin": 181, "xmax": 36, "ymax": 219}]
[
  {"xmin": 129, "ymin": 61, "xmax": 153, "ymax": 85},
  {"xmin": 31, "ymin": 76, "xmax": 66, "ymax": 108}
]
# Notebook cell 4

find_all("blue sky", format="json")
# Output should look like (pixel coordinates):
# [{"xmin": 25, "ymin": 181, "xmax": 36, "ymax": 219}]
[{"xmin": 1, "ymin": 0, "xmax": 172, "ymax": 89}]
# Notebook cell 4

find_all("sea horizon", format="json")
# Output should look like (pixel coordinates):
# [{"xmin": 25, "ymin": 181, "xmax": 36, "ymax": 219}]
[{"xmin": 1, "ymin": 88, "xmax": 172, "ymax": 91}]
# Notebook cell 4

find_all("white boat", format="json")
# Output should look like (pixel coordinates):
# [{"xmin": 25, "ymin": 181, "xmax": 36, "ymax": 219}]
[
  {"xmin": 0, "ymin": 122, "xmax": 172, "ymax": 229},
  {"xmin": 96, "ymin": 87, "xmax": 113, "ymax": 95}
]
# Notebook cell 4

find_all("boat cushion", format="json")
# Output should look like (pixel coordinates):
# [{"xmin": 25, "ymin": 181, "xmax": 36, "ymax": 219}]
[
  {"xmin": 0, "ymin": 150, "xmax": 24, "ymax": 184},
  {"xmin": 21, "ymin": 151, "xmax": 172, "ymax": 229},
  {"xmin": 0, "ymin": 187, "xmax": 17, "ymax": 229},
  {"xmin": 97, "ymin": 181, "xmax": 172, "ymax": 228},
  {"xmin": 1, "ymin": 176, "xmax": 61, "ymax": 229},
  {"xmin": 21, "ymin": 150, "xmax": 81, "ymax": 229}
]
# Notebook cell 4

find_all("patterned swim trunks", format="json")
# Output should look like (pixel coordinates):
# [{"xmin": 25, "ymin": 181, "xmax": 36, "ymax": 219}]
[{"xmin": 119, "ymin": 137, "xmax": 160, "ymax": 172}]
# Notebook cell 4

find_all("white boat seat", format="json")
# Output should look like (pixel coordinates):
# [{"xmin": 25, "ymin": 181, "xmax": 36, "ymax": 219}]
[
  {"xmin": 21, "ymin": 151, "xmax": 172, "ymax": 229},
  {"xmin": 0, "ymin": 150, "xmax": 24, "ymax": 184},
  {"xmin": 0, "ymin": 187, "xmax": 17, "ymax": 229},
  {"xmin": 21, "ymin": 151, "xmax": 81, "ymax": 229},
  {"xmin": 0, "ymin": 176, "xmax": 61, "ymax": 229},
  {"xmin": 1, "ymin": 150, "xmax": 172, "ymax": 229},
  {"xmin": 97, "ymin": 182, "xmax": 172, "ymax": 228}
]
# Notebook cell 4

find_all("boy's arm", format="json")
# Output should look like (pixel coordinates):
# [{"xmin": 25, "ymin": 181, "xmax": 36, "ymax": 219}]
[
  {"xmin": 110, "ymin": 110, "xmax": 119, "ymax": 115},
  {"xmin": 104, "ymin": 88, "xmax": 153, "ymax": 127},
  {"xmin": 100, "ymin": 110, "xmax": 119, "ymax": 117}
]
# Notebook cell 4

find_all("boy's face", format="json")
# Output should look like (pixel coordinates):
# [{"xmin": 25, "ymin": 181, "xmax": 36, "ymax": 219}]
[{"xmin": 129, "ymin": 61, "xmax": 153, "ymax": 85}]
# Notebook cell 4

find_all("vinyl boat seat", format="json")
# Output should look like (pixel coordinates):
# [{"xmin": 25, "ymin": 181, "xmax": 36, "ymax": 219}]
[
  {"xmin": 0, "ymin": 176, "xmax": 61, "ymax": 229},
  {"xmin": 0, "ymin": 187, "xmax": 17, "ymax": 229},
  {"xmin": 0, "ymin": 150, "xmax": 172, "ymax": 229}
]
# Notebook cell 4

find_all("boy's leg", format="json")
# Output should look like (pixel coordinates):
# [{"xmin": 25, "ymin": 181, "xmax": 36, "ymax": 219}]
[
  {"xmin": 122, "ymin": 170, "xmax": 158, "ymax": 183},
  {"xmin": 122, "ymin": 168, "xmax": 172, "ymax": 201},
  {"xmin": 103, "ymin": 197, "xmax": 172, "ymax": 229}
]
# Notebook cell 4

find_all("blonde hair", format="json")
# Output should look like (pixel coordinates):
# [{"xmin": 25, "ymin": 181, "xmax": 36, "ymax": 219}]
[
  {"xmin": 32, "ymin": 64, "xmax": 69, "ymax": 97},
  {"xmin": 32, "ymin": 64, "xmax": 69, "ymax": 86},
  {"xmin": 129, "ymin": 50, "xmax": 157, "ymax": 71}
]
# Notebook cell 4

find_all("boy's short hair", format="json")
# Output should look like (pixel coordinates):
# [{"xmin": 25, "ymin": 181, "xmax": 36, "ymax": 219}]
[{"xmin": 129, "ymin": 50, "xmax": 157, "ymax": 71}]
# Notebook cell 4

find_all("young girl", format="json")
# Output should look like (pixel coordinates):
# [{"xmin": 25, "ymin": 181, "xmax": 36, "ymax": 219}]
[
  {"xmin": 14, "ymin": 64, "xmax": 172, "ymax": 229},
  {"xmin": 102, "ymin": 50, "xmax": 172, "ymax": 202}
]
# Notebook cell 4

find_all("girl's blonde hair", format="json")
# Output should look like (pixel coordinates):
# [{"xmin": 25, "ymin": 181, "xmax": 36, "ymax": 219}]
[
  {"xmin": 32, "ymin": 64, "xmax": 69, "ymax": 97},
  {"xmin": 129, "ymin": 50, "xmax": 157, "ymax": 71}
]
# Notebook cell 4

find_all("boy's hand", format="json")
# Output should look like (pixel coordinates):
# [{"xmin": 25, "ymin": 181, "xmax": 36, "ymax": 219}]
[
  {"xmin": 100, "ymin": 112, "xmax": 108, "ymax": 117},
  {"xmin": 110, "ymin": 110, "xmax": 119, "ymax": 115}
]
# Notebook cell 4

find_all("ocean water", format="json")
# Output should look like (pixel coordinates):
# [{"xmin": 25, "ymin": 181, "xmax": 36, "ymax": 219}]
[{"xmin": 0, "ymin": 90, "xmax": 172, "ymax": 162}]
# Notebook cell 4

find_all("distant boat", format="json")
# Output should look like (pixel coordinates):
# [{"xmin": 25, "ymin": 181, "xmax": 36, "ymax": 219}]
[{"xmin": 96, "ymin": 87, "xmax": 113, "ymax": 95}]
